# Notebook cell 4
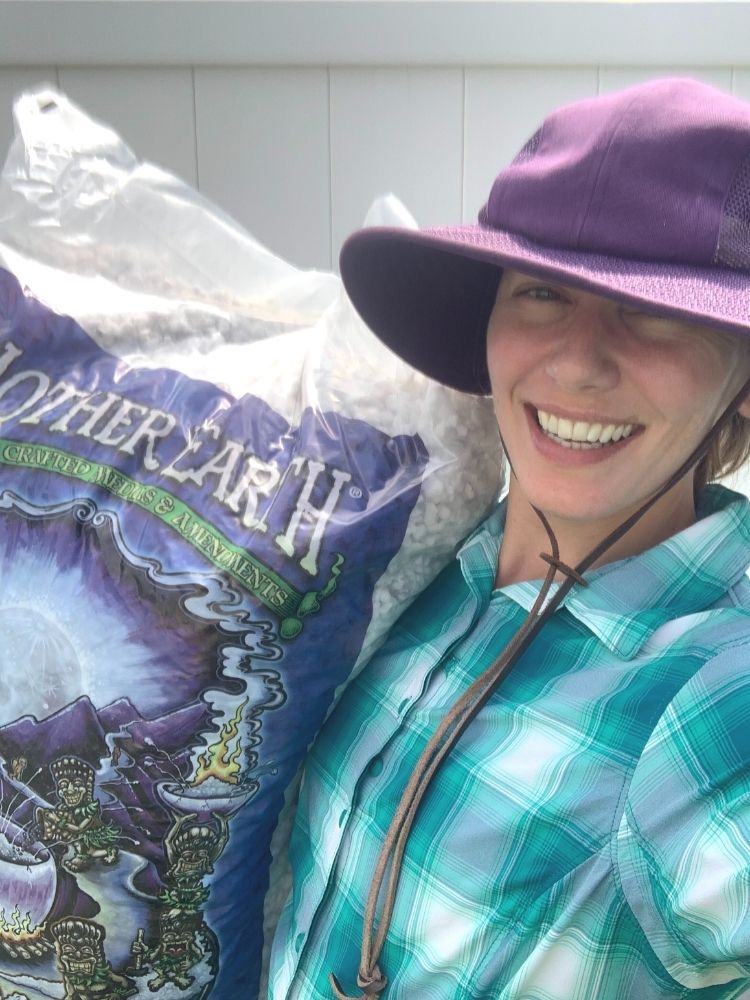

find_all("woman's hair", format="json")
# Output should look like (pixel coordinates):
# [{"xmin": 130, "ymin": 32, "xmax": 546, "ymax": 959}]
[
  {"xmin": 696, "ymin": 332, "xmax": 750, "ymax": 491},
  {"xmin": 696, "ymin": 412, "xmax": 750, "ymax": 491}
]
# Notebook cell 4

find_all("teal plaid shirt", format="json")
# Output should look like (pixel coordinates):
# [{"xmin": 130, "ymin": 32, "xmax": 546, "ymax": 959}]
[{"xmin": 270, "ymin": 484, "xmax": 750, "ymax": 1000}]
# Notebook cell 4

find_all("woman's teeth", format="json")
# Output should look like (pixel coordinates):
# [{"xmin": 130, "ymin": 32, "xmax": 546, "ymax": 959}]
[{"xmin": 536, "ymin": 408, "xmax": 635, "ymax": 449}]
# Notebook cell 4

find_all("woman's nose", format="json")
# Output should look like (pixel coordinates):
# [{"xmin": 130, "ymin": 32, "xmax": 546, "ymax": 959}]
[{"xmin": 544, "ymin": 306, "xmax": 620, "ymax": 393}]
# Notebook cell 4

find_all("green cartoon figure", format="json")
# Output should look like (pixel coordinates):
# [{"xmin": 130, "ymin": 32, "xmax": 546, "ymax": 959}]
[
  {"xmin": 158, "ymin": 812, "xmax": 228, "ymax": 911},
  {"xmin": 51, "ymin": 918, "xmax": 136, "ymax": 1000},
  {"xmin": 36, "ymin": 756, "xmax": 120, "ymax": 873},
  {"xmin": 131, "ymin": 909, "xmax": 204, "ymax": 992}
]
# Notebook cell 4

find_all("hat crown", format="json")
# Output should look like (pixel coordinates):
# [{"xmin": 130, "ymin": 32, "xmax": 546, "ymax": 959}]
[
  {"xmin": 482, "ymin": 78, "xmax": 750, "ymax": 268},
  {"xmin": 339, "ymin": 77, "xmax": 750, "ymax": 396}
]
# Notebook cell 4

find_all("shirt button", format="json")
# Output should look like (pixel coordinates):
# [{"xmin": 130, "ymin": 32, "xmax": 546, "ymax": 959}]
[
  {"xmin": 367, "ymin": 756, "xmax": 383, "ymax": 777},
  {"xmin": 295, "ymin": 932, "xmax": 305, "ymax": 952},
  {"xmin": 338, "ymin": 808, "xmax": 349, "ymax": 827}
]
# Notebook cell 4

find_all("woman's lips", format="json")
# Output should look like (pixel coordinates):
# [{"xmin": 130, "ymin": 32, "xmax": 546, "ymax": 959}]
[{"xmin": 524, "ymin": 404, "xmax": 641, "ymax": 466}]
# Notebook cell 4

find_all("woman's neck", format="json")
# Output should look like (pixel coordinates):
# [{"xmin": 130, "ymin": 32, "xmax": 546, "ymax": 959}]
[{"xmin": 496, "ymin": 475, "xmax": 698, "ymax": 588}]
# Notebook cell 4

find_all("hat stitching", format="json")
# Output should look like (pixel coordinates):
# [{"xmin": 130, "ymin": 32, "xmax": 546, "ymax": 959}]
[{"xmin": 573, "ymin": 91, "xmax": 641, "ymax": 252}]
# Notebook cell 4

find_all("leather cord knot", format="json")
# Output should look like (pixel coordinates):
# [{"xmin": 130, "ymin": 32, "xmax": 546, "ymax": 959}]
[
  {"xmin": 329, "ymin": 968, "xmax": 387, "ymax": 999},
  {"xmin": 539, "ymin": 551, "xmax": 588, "ymax": 587},
  {"xmin": 358, "ymin": 968, "xmax": 388, "ymax": 994}
]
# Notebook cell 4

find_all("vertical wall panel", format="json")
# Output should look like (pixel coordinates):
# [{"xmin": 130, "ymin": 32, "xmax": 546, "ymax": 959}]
[
  {"xmin": 195, "ymin": 67, "xmax": 330, "ymax": 271},
  {"xmin": 0, "ymin": 67, "xmax": 57, "ymax": 164},
  {"xmin": 599, "ymin": 66, "xmax": 732, "ymax": 95},
  {"xmin": 733, "ymin": 68, "xmax": 750, "ymax": 101},
  {"xmin": 57, "ymin": 67, "xmax": 198, "ymax": 187},
  {"xmin": 463, "ymin": 67, "xmax": 597, "ymax": 223},
  {"xmin": 330, "ymin": 66, "xmax": 463, "ymax": 269},
  {"xmin": 3, "ymin": 62, "xmax": 750, "ymax": 277}
]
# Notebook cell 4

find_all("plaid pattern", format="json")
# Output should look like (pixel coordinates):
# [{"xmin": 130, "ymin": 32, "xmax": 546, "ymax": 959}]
[{"xmin": 270, "ymin": 485, "xmax": 750, "ymax": 1000}]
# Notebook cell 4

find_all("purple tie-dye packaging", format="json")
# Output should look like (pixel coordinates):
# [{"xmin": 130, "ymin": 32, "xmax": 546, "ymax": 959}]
[{"xmin": 0, "ymin": 90, "xmax": 501, "ymax": 999}]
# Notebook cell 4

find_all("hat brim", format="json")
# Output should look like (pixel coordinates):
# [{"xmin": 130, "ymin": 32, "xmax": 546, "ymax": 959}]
[{"xmin": 339, "ymin": 224, "xmax": 750, "ymax": 396}]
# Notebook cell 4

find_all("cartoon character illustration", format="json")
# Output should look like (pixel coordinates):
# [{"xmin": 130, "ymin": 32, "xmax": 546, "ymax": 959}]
[
  {"xmin": 159, "ymin": 812, "xmax": 229, "ymax": 911},
  {"xmin": 51, "ymin": 918, "xmax": 136, "ymax": 999},
  {"xmin": 35, "ymin": 756, "xmax": 120, "ymax": 872},
  {"xmin": 8, "ymin": 756, "xmax": 27, "ymax": 781},
  {"xmin": 131, "ymin": 910, "xmax": 204, "ymax": 992}
]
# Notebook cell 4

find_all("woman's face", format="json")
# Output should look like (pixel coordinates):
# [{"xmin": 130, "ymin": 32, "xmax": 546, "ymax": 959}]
[{"xmin": 486, "ymin": 269, "xmax": 750, "ymax": 529}]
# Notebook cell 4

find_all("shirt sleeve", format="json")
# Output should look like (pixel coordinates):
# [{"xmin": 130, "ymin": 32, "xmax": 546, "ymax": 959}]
[{"xmin": 615, "ymin": 643, "xmax": 750, "ymax": 990}]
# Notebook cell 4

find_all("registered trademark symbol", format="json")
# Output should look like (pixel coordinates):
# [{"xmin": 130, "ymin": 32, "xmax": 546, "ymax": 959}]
[{"xmin": 349, "ymin": 486, "xmax": 363, "ymax": 499}]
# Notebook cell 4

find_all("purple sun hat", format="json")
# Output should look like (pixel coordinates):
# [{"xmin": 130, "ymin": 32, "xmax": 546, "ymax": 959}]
[{"xmin": 339, "ymin": 77, "xmax": 750, "ymax": 396}]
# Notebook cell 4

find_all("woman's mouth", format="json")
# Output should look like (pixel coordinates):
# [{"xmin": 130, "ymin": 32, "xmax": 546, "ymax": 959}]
[
  {"xmin": 521, "ymin": 404, "xmax": 644, "ymax": 466},
  {"xmin": 535, "ymin": 407, "xmax": 638, "ymax": 450}
]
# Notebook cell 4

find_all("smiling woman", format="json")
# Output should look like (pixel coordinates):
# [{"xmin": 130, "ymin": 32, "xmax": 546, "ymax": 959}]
[
  {"xmin": 270, "ymin": 78, "xmax": 750, "ymax": 1000},
  {"xmin": 486, "ymin": 269, "xmax": 750, "ymax": 582}
]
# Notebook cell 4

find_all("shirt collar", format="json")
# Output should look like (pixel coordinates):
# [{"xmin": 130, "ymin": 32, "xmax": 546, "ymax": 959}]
[{"xmin": 457, "ymin": 484, "xmax": 750, "ymax": 660}]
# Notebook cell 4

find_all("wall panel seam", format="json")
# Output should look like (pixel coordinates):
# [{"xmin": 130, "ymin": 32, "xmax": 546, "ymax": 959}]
[
  {"xmin": 327, "ymin": 64, "xmax": 333, "ymax": 272},
  {"xmin": 460, "ymin": 65, "xmax": 466, "ymax": 223},
  {"xmin": 191, "ymin": 64, "xmax": 200, "ymax": 190}
]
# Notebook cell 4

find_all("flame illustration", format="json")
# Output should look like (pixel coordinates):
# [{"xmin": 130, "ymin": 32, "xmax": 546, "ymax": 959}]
[
  {"xmin": 191, "ymin": 700, "xmax": 247, "ymax": 787},
  {"xmin": 0, "ymin": 904, "xmax": 41, "ymax": 941}
]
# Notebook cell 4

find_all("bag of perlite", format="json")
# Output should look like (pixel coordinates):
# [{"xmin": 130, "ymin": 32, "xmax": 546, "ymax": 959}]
[{"xmin": 0, "ymin": 88, "xmax": 502, "ymax": 1000}]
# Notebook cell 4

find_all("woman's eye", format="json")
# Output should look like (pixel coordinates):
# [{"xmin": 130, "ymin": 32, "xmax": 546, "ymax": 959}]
[
  {"xmin": 499, "ymin": 284, "xmax": 572, "ymax": 326},
  {"xmin": 495, "ymin": 274, "xmax": 575, "ymax": 326},
  {"xmin": 620, "ymin": 308, "xmax": 687, "ymax": 339},
  {"xmin": 516, "ymin": 285, "xmax": 563, "ymax": 302}
]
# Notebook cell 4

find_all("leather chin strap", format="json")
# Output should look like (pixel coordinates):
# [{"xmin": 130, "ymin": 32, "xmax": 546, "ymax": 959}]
[{"xmin": 329, "ymin": 376, "xmax": 750, "ymax": 1000}]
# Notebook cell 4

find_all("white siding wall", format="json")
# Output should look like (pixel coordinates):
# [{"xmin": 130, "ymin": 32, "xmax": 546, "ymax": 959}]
[{"xmin": 1, "ymin": 4, "xmax": 749, "ymax": 277}]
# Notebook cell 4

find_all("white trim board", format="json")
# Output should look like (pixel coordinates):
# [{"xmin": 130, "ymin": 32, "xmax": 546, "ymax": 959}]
[{"xmin": 1, "ymin": 2, "xmax": 749, "ymax": 67}]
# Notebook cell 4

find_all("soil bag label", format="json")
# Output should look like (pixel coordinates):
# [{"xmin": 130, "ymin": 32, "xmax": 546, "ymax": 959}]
[{"xmin": 0, "ymin": 269, "xmax": 427, "ymax": 1000}]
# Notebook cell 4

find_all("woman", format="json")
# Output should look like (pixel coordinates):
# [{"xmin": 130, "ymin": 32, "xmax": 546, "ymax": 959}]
[{"xmin": 271, "ymin": 78, "xmax": 750, "ymax": 999}]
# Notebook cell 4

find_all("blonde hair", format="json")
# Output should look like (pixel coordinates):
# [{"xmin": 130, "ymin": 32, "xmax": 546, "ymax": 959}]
[
  {"xmin": 696, "ymin": 411, "xmax": 750, "ymax": 491},
  {"xmin": 694, "ymin": 327, "xmax": 750, "ymax": 491}
]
